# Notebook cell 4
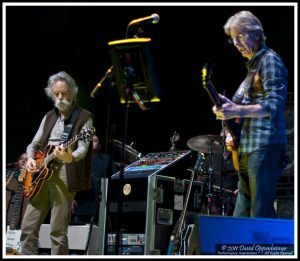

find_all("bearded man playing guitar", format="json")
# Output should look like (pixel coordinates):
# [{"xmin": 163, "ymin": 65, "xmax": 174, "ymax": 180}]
[
  {"xmin": 19, "ymin": 71, "xmax": 94, "ymax": 255},
  {"xmin": 212, "ymin": 11, "xmax": 288, "ymax": 218}
]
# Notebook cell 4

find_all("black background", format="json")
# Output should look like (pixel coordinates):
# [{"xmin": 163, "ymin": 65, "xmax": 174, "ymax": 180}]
[{"xmin": 5, "ymin": 4, "xmax": 295, "ymax": 163}]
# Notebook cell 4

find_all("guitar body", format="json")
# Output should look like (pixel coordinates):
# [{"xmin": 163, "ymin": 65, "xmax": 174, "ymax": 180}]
[
  {"xmin": 22, "ymin": 127, "xmax": 95, "ymax": 200},
  {"xmin": 6, "ymin": 226, "xmax": 22, "ymax": 255},
  {"xmin": 223, "ymin": 119, "xmax": 241, "ymax": 171},
  {"xmin": 226, "ymin": 142, "xmax": 240, "ymax": 172},
  {"xmin": 23, "ymin": 145, "xmax": 54, "ymax": 199},
  {"xmin": 6, "ymin": 249, "xmax": 21, "ymax": 255}
]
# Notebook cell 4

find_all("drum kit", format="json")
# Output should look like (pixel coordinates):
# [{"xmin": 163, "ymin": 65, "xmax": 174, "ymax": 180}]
[
  {"xmin": 166, "ymin": 134, "xmax": 238, "ymax": 255},
  {"xmin": 186, "ymin": 134, "xmax": 237, "ymax": 216}
]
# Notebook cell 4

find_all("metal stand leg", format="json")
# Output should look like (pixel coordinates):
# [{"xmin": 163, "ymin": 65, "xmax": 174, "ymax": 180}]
[{"xmin": 206, "ymin": 166, "xmax": 214, "ymax": 215}]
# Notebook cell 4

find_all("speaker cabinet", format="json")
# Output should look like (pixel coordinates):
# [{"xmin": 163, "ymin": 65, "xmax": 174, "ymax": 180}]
[
  {"xmin": 39, "ymin": 224, "xmax": 100, "ymax": 254},
  {"xmin": 188, "ymin": 215, "xmax": 294, "ymax": 255}
]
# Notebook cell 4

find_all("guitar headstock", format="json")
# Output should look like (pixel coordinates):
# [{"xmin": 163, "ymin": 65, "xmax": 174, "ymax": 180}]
[
  {"xmin": 79, "ymin": 127, "xmax": 96, "ymax": 142},
  {"xmin": 201, "ymin": 63, "xmax": 222, "ymax": 108},
  {"xmin": 201, "ymin": 63, "xmax": 214, "ymax": 88},
  {"xmin": 18, "ymin": 164, "xmax": 27, "ymax": 182}
]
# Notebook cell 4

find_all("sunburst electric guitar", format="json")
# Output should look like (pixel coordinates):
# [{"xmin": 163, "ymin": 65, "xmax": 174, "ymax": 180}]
[
  {"xmin": 201, "ymin": 64, "xmax": 241, "ymax": 171},
  {"xmin": 23, "ymin": 127, "xmax": 95, "ymax": 200}
]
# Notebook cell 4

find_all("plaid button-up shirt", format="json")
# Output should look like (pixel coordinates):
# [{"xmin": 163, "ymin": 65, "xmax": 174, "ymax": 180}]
[{"xmin": 233, "ymin": 45, "xmax": 288, "ymax": 154}]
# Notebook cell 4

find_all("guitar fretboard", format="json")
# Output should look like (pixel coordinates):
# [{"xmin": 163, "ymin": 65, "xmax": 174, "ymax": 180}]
[
  {"xmin": 42, "ymin": 134, "xmax": 79, "ymax": 166},
  {"xmin": 9, "ymin": 180, "xmax": 24, "ymax": 230}
]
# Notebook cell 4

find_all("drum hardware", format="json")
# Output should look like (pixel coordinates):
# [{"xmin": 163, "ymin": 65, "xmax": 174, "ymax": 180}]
[
  {"xmin": 187, "ymin": 135, "xmax": 217, "ymax": 215},
  {"xmin": 187, "ymin": 134, "xmax": 237, "ymax": 216},
  {"xmin": 169, "ymin": 131, "xmax": 180, "ymax": 152},
  {"xmin": 113, "ymin": 139, "xmax": 142, "ymax": 163},
  {"xmin": 203, "ymin": 154, "xmax": 215, "ymax": 215}
]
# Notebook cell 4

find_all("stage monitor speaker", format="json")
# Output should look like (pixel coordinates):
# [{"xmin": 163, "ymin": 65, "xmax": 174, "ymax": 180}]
[
  {"xmin": 188, "ymin": 215, "xmax": 294, "ymax": 255},
  {"xmin": 39, "ymin": 224, "xmax": 100, "ymax": 255}
]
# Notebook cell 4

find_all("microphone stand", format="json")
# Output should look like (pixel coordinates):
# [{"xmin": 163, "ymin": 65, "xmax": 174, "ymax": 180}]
[
  {"xmin": 113, "ymin": 43, "xmax": 148, "ymax": 255},
  {"xmin": 109, "ymin": 21, "xmax": 156, "ymax": 254},
  {"xmin": 90, "ymin": 66, "xmax": 113, "ymax": 98},
  {"xmin": 114, "ymin": 66, "xmax": 133, "ymax": 255},
  {"xmin": 98, "ymin": 73, "xmax": 116, "ymax": 255}
]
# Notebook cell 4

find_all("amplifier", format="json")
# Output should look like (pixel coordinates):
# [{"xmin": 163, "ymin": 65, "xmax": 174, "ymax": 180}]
[{"xmin": 39, "ymin": 224, "xmax": 99, "ymax": 255}]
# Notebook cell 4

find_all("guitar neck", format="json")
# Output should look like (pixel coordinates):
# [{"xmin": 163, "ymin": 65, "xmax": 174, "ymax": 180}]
[
  {"xmin": 170, "ymin": 169, "xmax": 196, "ymax": 254},
  {"xmin": 205, "ymin": 81, "xmax": 222, "ymax": 108},
  {"xmin": 9, "ymin": 181, "xmax": 24, "ymax": 230},
  {"xmin": 43, "ymin": 134, "xmax": 79, "ymax": 166},
  {"xmin": 203, "ymin": 76, "xmax": 240, "ymax": 146}
]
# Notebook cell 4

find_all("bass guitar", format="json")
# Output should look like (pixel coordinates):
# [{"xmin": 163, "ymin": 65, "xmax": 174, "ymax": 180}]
[
  {"xmin": 201, "ymin": 64, "xmax": 241, "ymax": 171},
  {"xmin": 23, "ymin": 127, "xmax": 95, "ymax": 199}
]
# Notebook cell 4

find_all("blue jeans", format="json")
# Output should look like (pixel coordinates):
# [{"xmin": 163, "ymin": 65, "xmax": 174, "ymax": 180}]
[{"xmin": 233, "ymin": 144, "xmax": 285, "ymax": 218}]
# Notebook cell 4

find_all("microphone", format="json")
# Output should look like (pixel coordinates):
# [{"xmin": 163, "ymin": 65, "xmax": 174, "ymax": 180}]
[
  {"xmin": 90, "ymin": 66, "xmax": 113, "ymax": 98},
  {"xmin": 128, "ymin": 13, "xmax": 160, "ymax": 26}
]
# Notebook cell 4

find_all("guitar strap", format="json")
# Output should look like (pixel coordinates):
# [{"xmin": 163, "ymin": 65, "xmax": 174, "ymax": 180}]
[
  {"xmin": 6, "ymin": 171, "xmax": 15, "ymax": 187},
  {"xmin": 232, "ymin": 48, "xmax": 268, "ymax": 104},
  {"xmin": 60, "ymin": 106, "xmax": 82, "ymax": 144}
]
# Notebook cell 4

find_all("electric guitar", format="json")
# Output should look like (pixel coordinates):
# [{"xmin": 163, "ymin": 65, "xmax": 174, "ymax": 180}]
[
  {"xmin": 6, "ymin": 166, "xmax": 27, "ymax": 255},
  {"xmin": 167, "ymin": 154, "xmax": 204, "ymax": 255},
  {"xmin": 23, "ymin": 127, "xmax": 95, "ymax": 200},
  {"xmin": 201, "ymin": 64, "xmax": 241, "ymax": 171}
]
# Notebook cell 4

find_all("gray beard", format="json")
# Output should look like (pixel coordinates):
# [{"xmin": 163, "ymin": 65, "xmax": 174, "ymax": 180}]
[{"xmin": 55, "ymin": 100, "xmax": 72, "ymax": 111}]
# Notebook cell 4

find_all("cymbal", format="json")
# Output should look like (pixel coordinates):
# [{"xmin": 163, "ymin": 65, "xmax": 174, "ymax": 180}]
[
  {"xmin": 113, "ymin": 139, "xmax": 142, "ymax": 163},
  {"xmin": 186, "ymin": 135, "xmax": 223, "ymax": 153}
]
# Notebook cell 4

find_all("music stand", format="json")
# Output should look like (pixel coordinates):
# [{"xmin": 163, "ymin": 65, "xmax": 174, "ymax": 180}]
[
  {"xmin": 108, "ymin": 38, "xmax": 160, "ymax": 110},
  {"xmin": 105, "ymin": 38, "xmax": 160, "ymax": 255}
]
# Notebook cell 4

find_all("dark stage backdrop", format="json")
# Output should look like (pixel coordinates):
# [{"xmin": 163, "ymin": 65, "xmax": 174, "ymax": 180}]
[{"xmin": 5, "ymin": 4, "xmax": 295, "ymax": 163}]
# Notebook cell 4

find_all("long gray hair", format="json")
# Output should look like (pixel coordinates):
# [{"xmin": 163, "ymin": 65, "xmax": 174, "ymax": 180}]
[
  {"xmin": 224, "ymin": 10, "xmax": 266, "ymax": 43},
  {"xmin": 44, "ymin": 71, "xmax": 79, "ymax": 101}
]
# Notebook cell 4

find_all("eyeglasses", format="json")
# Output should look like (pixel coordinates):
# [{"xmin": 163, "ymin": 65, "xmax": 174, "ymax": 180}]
[{"xmin": 228, "ymin": 33, "xmax": 245, "ymax": 44}]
